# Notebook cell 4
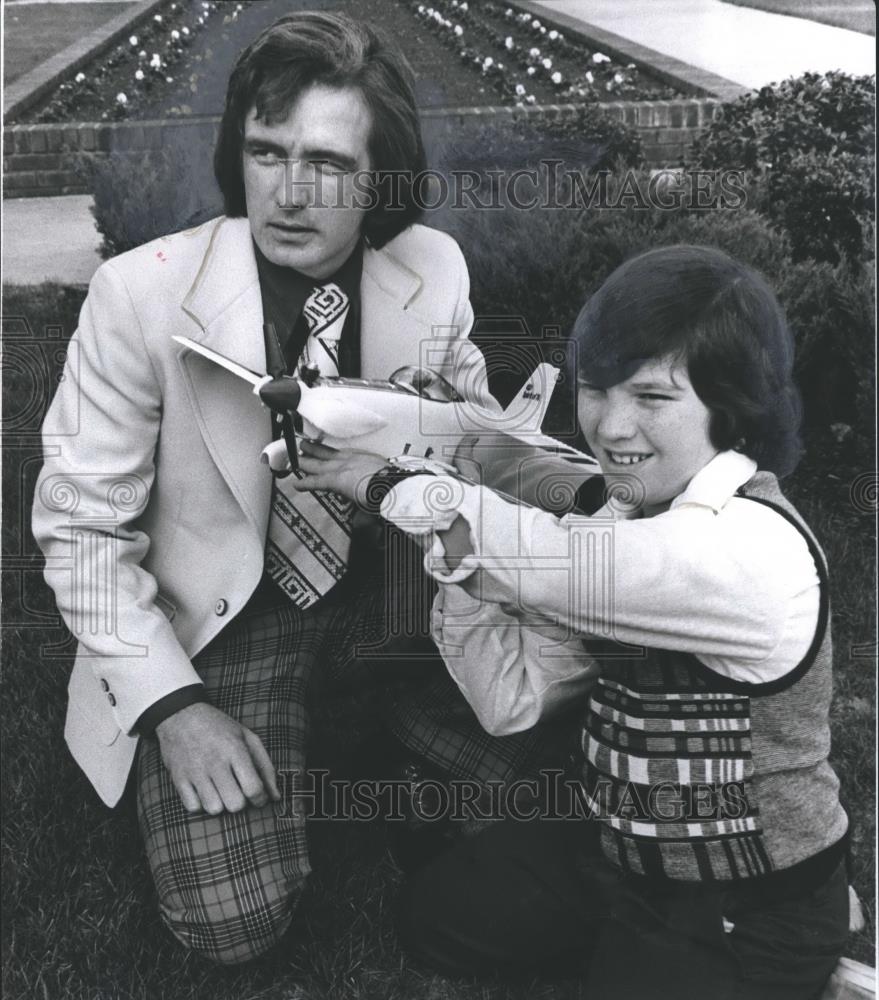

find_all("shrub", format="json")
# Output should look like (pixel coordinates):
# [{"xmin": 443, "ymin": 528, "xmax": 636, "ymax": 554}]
[
  {"xmin": 85, "ymin": 140, "xmax": 223, "ymax": 259},
  {"xmin": 688, "ymin": 71, "xmax": 875, "ymax": 265},
  {"xmin": 431, "ymin": 167, "xmax": 875, "ymax": 452},
  {"xmin": 425, "ymin": 103, "xmax": 643, "ymax": 178}
]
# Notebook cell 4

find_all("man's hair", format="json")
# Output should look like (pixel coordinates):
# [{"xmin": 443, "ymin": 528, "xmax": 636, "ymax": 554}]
[
  {"xmin": 214, "ymin": 11, "xmax": 426, "ymax": 248},
  {"xmin": 572, "ymin": 244, "xmax": 803, "ymax": 476}
]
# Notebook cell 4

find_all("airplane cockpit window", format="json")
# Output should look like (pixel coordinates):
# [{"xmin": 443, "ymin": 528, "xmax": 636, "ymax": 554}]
[{"xmin": 388, "ymin": 367, "xmax": 464, "ymax": 402}]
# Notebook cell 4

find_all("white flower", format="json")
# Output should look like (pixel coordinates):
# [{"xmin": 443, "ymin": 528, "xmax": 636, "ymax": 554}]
[
  {"xmin": 139, "ymin": 49, "xmax": 147, "ymax": 58},
  {"xmin": 153, "ymin": 13, "xmax": 162, "ymax": 23},
  {"xmin": 504, "ymin": 36, "xmax": 513, "ymax": 49},
  {"xmin": 529, "ymin": 47, "xmax": 540, "ymax": 57},
  {"xmin": 166, "ymin": 76, "xmax": 174, "ymax": 83},
  {"xmin": 129, "ymin": 35, "xmax": 138, "ymax": 46},
  {"xmin": 531, "ymin": 18, "xmax": 541, "ymax": 29},
  {"xmin": 182, "ymin": 27, "xmax": 190, "ymax": 36},
  {"xmin": 540, "ymin": 26, "xmax": 546, "ymax": 33},
  {"xmin": 548, "ymin": 30, "xmax": 558, "ymax": 41},
  {"xmin": 454, "ymin": 24, "xmax": 463, "ymax": 36},
  {"xmin": 551, "ymin": 71, "xmax": 562, "ymax": 85},
  {"xmin": 236, "ymin": 3, "xmax": 243, "ymax": 8},
  {"xmin": 116, "ymin": 92, "xmax": 128, "ymax": 105},
  {"xmin": 606, "ymin": 81, "xmax": 613, "ymax": 91},
  {"xmin": 627, "ymin": 63, "xmax": 636, "ymax": 69},
  {"xmin": 202, "ymin": 1, "xmax": 209, "ymax": 7},
  {"xmin": 592, "ymin": 52, "xmax": 610, "ymax": 64},
  {"xmin": 515, "ymin": 83, "xmax": 526, "ymax": 96},
  {"xmin": 75, "ymin": 72, "xmax": 86, "ymax": 83},
  {"xmin": 483, "ymin": 56, "xmax": 494, "ymax": 69},
  {"xmin": 459, "ymin": 2, "xmax": 468, "ymax": 10},
  {"xmin": 585, "ymin": 70, "xmax": 594, "ymax": 84},
  {"xmin": 614, "ymin": 72, "xmax": 624, "ymax": 84},
  {"xmin": 505, "ymin": 7, "xmax": 513, "ymax": 16},
  {"xmin": 135, "ymin": 69, "xmax": 145, "ymax": 81},
  {"xmin": 526, "ymin": 66, "xmax": 536, "ymax": 76},
  {"xmin": 542, "ymin": 57, "xmax": 552, "ymax": 69},
  {"xmin": 150, "ymin": 53, "xmax": 162, "ymax": 68},
  {"xmin": 526, "ymin": 94, "xmax": 536, "ymax": 103},
  {"xmin": 171, "ymin": 30, "xmax": 180, "ymax": 41}
]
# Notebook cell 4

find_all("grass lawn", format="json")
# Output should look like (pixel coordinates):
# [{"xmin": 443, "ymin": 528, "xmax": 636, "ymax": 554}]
[
  {"xmin": 720, "ymin": 0, "xmax": 876, "ymax": 35},
  {"xmin": 2, "ymin": 283, "xmax": 875, "ymax": 997},
  {"xmin": 3, "ymin": 1, "xmax": 138, "ymax": 86}
]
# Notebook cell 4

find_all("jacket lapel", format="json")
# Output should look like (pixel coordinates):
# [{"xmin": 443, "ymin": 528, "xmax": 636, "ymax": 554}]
[
  {"xmin": 360, "ymin": 240, "xmax": 432, "ymax": 378},
  {"xmin": 175, "ymin": 224, "xmax": 433, "ymax": 536},
  {"xmin": 177, "ymin": 218, "xmax": 272, "ymax": 538}
]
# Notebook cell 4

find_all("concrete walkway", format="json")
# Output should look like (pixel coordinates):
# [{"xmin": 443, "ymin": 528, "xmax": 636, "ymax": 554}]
[
  {"xmin": 535, "ymin": 0, "xmax": 876, "ymax": 89},
  {"xmin": 2, "ymin": 195, "xmax": 103, "ymax": 286}
]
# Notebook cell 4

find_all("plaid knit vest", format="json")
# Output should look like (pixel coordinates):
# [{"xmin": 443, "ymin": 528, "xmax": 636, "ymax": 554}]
[{"xmin": 578, "ymin": 472, "xmax": 848, "ymax": 883}]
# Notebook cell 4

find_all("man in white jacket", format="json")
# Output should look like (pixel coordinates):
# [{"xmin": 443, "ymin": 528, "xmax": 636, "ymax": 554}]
[{"xmin": 32, "ymin": 11, "xmax": 490, "ymax": 964}]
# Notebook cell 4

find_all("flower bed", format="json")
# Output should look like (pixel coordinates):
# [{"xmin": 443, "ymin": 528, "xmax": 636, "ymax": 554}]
[
  {"xmin": 409, "ymin": 0, "xmax": 680, "ymax": 105},
  {"xmin": 17, "ymin": 0, "xmax": 681, "ymax": 125}
]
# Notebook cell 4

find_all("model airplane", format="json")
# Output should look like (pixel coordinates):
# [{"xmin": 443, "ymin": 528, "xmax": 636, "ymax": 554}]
[{"xmin": 172, "ymin": 334, "xmax": 601, "ymax": 514}]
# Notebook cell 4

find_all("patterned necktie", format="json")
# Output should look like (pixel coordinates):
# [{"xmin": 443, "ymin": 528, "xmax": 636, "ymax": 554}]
[{"xmin": 266, "ymin": 282, "xmax": 355, "ymax": 608}]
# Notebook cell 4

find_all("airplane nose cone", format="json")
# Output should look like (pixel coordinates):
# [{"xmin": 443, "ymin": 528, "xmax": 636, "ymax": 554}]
[{"xmin": 259, "ymin": 376, "xmax": 302, "ymax": 413}]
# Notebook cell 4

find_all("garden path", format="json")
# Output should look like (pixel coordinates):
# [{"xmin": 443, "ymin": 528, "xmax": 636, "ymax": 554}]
[
  {"xmin": 534, "ymin": 0, "xmax": 876, "ymax": 89},
  {"xmin": 2, "ymin": 195, "xmax": 102, "ymax": 286}
]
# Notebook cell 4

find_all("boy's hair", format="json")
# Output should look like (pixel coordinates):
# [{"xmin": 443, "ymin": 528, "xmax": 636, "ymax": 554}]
[
  {"xmin": 572, "ymin": 244, "xmax": 803, "ymax": 476},
  {"xmin": 214, "ymin": 11, "xmax": 425, "ymax": 249}
]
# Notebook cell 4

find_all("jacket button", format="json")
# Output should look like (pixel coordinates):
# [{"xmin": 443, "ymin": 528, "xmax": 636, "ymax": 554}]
[
  {"xmin": 100, "ymin": 678, "xmax": 109, "ymax": 691},
  {"xmin": 215, "ymin": 599, "xmax": 228, "ymax": 616},
  {"xmin": 107, "ymin": 693, "xmax": 117, "ymax": 707}
]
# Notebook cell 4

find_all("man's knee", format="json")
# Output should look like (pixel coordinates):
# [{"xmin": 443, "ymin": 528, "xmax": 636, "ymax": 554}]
[{"xmin": 157, "ymin": 878, "xmax": 305, "ymax": 965}]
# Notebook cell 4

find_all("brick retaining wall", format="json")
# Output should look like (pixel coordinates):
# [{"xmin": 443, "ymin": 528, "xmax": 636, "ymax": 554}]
[{"xmin": 3, "ymin": 100, "xmax": 721, "ymax": 198}]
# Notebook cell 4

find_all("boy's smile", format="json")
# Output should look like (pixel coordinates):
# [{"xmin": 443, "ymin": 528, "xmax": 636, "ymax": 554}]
[{"xmin": 577, "ymin": 357, "xmax": 719, "ymax": 514}]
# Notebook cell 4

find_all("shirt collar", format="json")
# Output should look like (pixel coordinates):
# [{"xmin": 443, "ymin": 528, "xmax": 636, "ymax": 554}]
[
  {"xmin": 252, "ymin": 239, "xmax": 364, "ymax": 300},
  {"xmin": 590, "ymin": 450, "xmax": 757, "ymax": 522},
  {"xmin": 669, "ymin": 450, "xmax": 757, "ymax": 514}
]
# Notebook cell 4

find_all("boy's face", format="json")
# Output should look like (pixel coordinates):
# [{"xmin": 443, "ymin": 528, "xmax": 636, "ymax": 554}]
[
  {"xmin": 242, "ymin": 83, "xmax": 373, "ymax": 279},
  {"xmin": 577, "ymin": 356, "xmax": 719, "ymax": 514}
]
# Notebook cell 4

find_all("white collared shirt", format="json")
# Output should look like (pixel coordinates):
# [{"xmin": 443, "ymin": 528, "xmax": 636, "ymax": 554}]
[{"xmin": 380, "ymin": 451, "xmax": 822, "ymax": 736}]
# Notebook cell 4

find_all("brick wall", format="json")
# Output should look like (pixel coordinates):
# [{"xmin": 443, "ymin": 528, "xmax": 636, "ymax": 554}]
[{"xmin": 3, "ymin": 100, "xmax": 720, "ymax": 198}]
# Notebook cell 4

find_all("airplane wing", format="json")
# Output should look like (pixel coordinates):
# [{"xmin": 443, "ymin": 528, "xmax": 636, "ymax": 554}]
[{"xmin": 172, "ymin": 335, "xmax": 263, "ymax": 386}]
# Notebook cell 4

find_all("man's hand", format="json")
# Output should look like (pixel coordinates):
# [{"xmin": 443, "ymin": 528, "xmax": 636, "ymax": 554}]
[
  {"xmin": 155, "ymin": 702, "xmax": 281, "ymax": 815},
  {"xmin": 295, "ymin": 440, "xmax": 387, "ymax": 502}
]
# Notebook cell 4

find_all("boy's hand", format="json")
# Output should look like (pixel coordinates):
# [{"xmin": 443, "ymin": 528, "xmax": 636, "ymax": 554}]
[{"xmin": 294, "ymin": 440, "xmax": 387, "ymax": 502}]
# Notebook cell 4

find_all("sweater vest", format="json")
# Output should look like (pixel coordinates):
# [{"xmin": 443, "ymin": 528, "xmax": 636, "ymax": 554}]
[{"xmin": 577, "ymin": 472, "xmax": 848, "ymax": 884}]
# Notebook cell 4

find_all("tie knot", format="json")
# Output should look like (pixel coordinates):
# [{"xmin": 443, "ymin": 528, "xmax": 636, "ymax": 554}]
[{"xmin": 303, "ymin": 282, "xmax": 349, "ymax": 335}]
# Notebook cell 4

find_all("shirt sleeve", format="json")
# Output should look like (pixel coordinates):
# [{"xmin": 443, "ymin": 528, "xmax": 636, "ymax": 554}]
[
  {"xmin": 432, "ymin": 585, "xmax": 600, "ymax": 736},
  {"xmin": 134, "ymin": 685, "xmax": 208, "ymax": 737},
  {"xmin": 382, "ymin": 475, "xmax": 814, "ymax": 669}
]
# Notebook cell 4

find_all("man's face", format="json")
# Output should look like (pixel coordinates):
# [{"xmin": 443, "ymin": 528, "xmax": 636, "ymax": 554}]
[{"xmin": 242, "ymin": 84, "xmax": 373, "ymax": 278}]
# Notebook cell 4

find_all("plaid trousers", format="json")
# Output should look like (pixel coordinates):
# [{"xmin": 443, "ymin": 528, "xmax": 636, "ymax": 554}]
[{"xmin": 136, "ymin": 534, "xmax": 574, "ymax": 964}]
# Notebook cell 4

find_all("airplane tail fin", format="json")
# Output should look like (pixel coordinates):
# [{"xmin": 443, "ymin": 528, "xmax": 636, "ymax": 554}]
[{"xmin": 500, "ymin": 363, "xmax": 560, "ymax": 436}]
